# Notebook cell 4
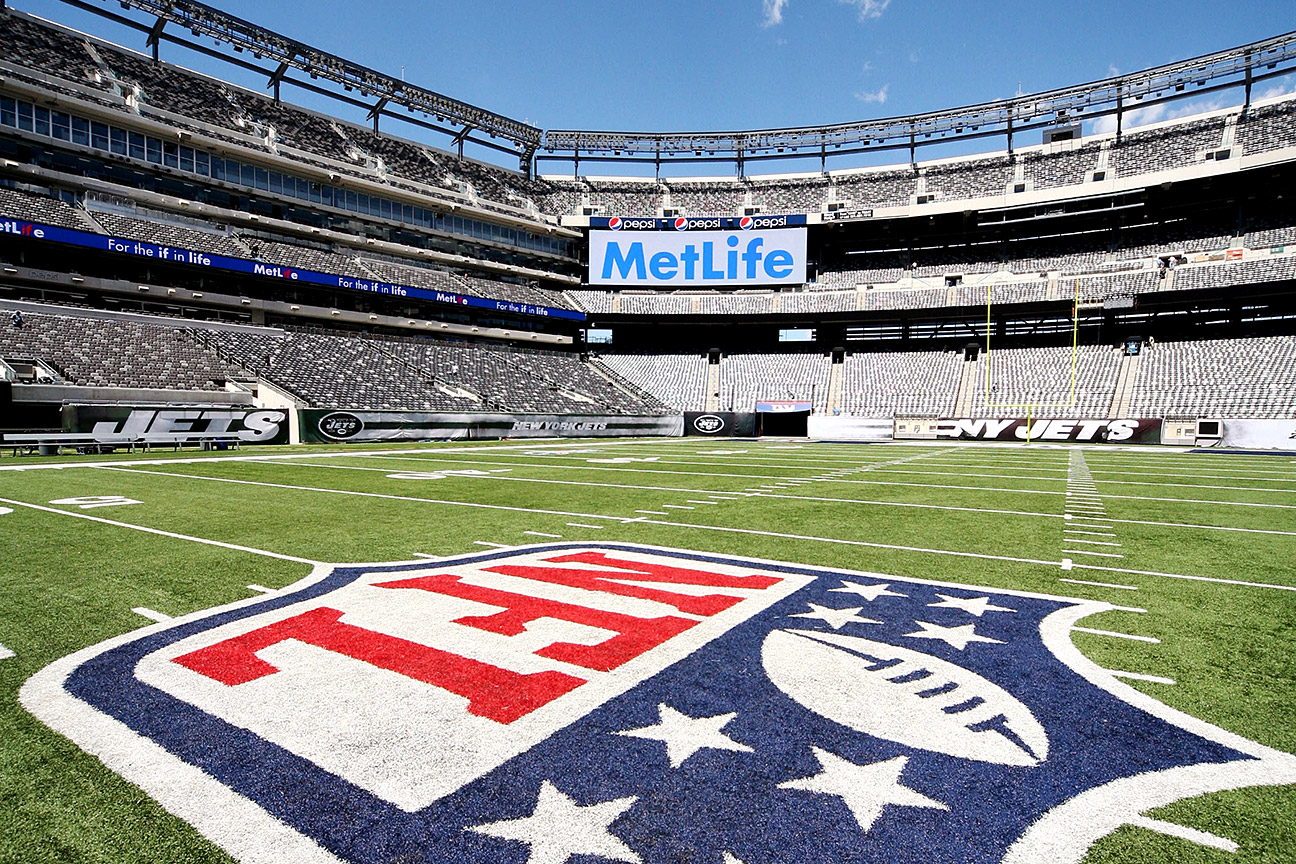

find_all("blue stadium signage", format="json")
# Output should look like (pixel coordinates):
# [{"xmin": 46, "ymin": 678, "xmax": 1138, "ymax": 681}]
[
  {"xmin": 593, "ymin": 214, "xmax": 808, "ymax": 230},
  {"xmin": 22, "ymin": 543, "xmax": 1296, "ymax": 863},
  {"xmin": 1, "ymin": 218, "xmax": 585, "ymax": 321},
  {"xmin": 590, "ymin": 228, "xmax": 807, "ymax": 287}
]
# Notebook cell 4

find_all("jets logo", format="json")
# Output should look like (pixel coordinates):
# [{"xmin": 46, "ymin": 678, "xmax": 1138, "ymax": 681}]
[{"xmin": 23, "ymin": 544, "xmax": 1296, "ymax": 863}]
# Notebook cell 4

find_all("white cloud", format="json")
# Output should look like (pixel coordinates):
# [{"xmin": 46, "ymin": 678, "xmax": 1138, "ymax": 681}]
[
  {"xmin": 840, "ymin": 0, "xmax": 892, "ymax": 20},
  {"xmin": 1258, "ymin": 79, "xmax": 1296, "ymax": 101},
  {"xmin": 1108, "ymin": 63, "xmax": 1121, "ymax": 78},
  {"xmin": 855, "ymin": 84, "xmax": 890, "ymax": 104},
  {"xmin": 764, "ymin": 0, "xmax": 891, "ymax": 27},
  {"xmin": 761, "ymin": 0, "xmax": 789, "ymax": 27}
]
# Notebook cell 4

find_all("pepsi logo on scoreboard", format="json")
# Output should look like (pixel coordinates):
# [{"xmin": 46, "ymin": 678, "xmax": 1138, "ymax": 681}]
[
  {"xmin": 594, "ymin": 214, "xmax": 805, "ymax": 231},
  {"xmin": 22, "ymin": 544, "xmax": 1296, "ymax": 863}
]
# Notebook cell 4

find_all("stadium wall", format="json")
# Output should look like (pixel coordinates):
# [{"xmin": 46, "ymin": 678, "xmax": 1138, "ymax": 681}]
[{"xmin": 300, "ymin": 410, "xmax": 683, "ymax": 443}]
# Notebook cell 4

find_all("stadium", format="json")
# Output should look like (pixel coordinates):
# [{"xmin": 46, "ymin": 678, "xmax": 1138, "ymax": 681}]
[{"xmin": 0, "ymin": 1, "xmax": 1294, "ymax": 862}]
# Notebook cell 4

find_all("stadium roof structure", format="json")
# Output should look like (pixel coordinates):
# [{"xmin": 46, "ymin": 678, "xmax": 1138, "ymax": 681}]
[
  {"xmin": 59, "ymin": 0, "xmax": 543, "ymax": 161},
  {"xmin": 544, "ymin": 29, "xmax": 1296, "ymax": 173},
  {"xmin": 48, "ymin": 1, "xmax": 1296, "ymax": 176}
]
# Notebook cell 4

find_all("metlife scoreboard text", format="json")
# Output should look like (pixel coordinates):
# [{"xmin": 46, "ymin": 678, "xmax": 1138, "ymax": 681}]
[{"xmin": 589, "ymin": 226, "xmax": 807, "ymax": 287}]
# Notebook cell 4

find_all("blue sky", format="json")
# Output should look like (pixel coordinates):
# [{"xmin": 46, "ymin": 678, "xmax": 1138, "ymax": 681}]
[{"xmin": 14, "ymin": 0, "xmax": 1296, "ymax": 173}]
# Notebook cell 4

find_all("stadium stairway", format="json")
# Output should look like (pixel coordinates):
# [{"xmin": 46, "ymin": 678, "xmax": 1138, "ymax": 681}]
[
  {"xmin": 826, "ymin": 360, "xmax": 844, "ymax": 414},
  {"xmin": 1108, "ymin": 352, "xmax": 1141, "ymax": 418},
  {"xmin": 705, "ymin": 361, "xmax": 722, "ymax": 412},
  {"xmin": 953, "ymin": 355, "xmax": 982, "ymax": 416}
]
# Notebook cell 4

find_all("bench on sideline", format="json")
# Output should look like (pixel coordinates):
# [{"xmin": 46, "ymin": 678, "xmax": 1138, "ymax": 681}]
[{"xmin": 3, "ymin": 432, "xmax": 243, "ymax": 456}]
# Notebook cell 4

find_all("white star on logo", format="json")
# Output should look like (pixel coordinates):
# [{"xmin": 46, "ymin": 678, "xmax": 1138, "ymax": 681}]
[
  {"xmin": 791, "ymin": 602, "xmax": 881, "ymax": 630},
  {"xmin": 904, "ymin": 620, "xmax": 1005, "ymax": 651},
  {"xmin": 927, "ymin": 593, "xmax": 1017, "ymax": 617},
  {"xmin": 468, "ymin": 780, "xmax": 641, "ymax": 864},
  {"xmin": 616, "ymin": 704, "xmax": 754, "ymax": 768},
  {"xmin": 828, "ymin": 580, "xmax": 908, "ymax": 602},
  {"xmin": 778, "ymin": 748, "xmax": 947, "ymax": 832}
]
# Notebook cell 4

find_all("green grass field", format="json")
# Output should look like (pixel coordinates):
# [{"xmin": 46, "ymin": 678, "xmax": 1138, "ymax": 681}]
[{"xmin": 1, "ymin": 437, "xmax": 1293, "ymax": 863}]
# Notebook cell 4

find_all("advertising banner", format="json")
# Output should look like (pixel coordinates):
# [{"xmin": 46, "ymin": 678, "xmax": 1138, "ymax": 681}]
[
  {"xmin": 301, "ymin": 410, "xmax": 683, "ymax": 443},
  {"xmin": 0, "ymin": 218, "xmax": 583, "ymax": 321},
  {"xmin": 1208, "ymin": 419, "xmax": 1296, "ymax": 450},
  {"xmin": 756, "ymin": 401, "xmax": 813, "ymax": 413},
  {"xmin": 683, "ymin": 412, "xmax": 757, "ymax": 437},
  {"xmin": 808, "ymin": 416, "xmax": 894, "ymax": 441},
  {"xmin": 64, "ymin": 404, "xmax": 290, "ymax": 444},
  {"xmin": 927, "ymin": 418, "xmax": 1162, "ymax": 443},
  {"xmin": 590, "ymin": 215, "xmax": 807, "ymax": 230},
  {"xmin": 589, "ymin": 228, "xmax": 807, "ymax": 287}
]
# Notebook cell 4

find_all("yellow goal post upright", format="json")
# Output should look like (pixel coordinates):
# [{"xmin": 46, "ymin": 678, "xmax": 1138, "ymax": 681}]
[{"xmin": 981, "ymin": 280, "xmax": 1082, "ymax": 444}]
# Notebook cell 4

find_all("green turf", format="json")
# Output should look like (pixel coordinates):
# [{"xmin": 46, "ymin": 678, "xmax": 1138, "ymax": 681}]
[{"xmin": 0, "ymin": 437, "xmax": 1293, "ymax": 863}]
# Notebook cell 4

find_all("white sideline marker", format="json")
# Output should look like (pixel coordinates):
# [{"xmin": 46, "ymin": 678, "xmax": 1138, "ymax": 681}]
[
  {"xmin": 246, "ymin": 584, "xmax": 274, "ymax": 594},
  {"xmin": 1060, "ymin": 578, "xmax": 1139, "ymax": 591},
  {"xmin": 0, "ymin": 644, "xmax": 14, "ymax": 660},
  {"xmin": 662, "ymin": 504, "xmax": 695, "ymax": 510},
  {"xmin": 686, "ymin": 500, "xmax": 720, "ymax": 505},
  {"xmin": 473, "ymin": 541, "xmax": 511, "ymax": 549},
  {"xmin": 1126, "ymin": 816, "xmax": 1237, "ymax": 854},
  {"xmin": 1063, "ymin": 549, "xmax": 1125, "ymax": 558},
  {"xmin": 1108, "ymin": 669, "xmax": 1176, "ymax": 686},
  {"xmin": 635, "ymin": 510, "xmax": 668, "ymax": 515},
  {"xmin": 523, "ymin": 531, "xmax": 563, "ymax": 539},
  {"xmin": 131, "ymin": 607, "xmax": 171, "ymax": 623},
  {"xmin": 566, "ymin": 522, "xmax": 605, "ymax": 530},
  {"xmin": 411, "ymin": 553, "xmax": 439, "ymax": 559},
  {"xmin": 1071, "ymin": 626, "xmax": 1160, "ymax": 644},
  {"xmin": 1065, "ymin": 538, "xmax": 1123, "ymax": 546},
  {"xmin": 1065, "ymin": 529, "xmax": 1117, "ymax": 537}
]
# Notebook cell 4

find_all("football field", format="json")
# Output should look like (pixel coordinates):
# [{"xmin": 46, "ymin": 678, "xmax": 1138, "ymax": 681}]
[{"xmin": 1, "ymin": 438, "xmax": 1294, "ymax": 864}]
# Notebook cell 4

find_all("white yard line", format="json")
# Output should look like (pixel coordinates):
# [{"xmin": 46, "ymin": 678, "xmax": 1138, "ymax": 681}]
[
  {"xmin": 0, "ymin": 438, "xmax": 642, "ymax": 473},
  {"xmin": 1065, "ymin": 529, "xmax": 1117, "ymax": 537},
  {"xmin": 1107, "ymin": 669, "xmax": 1176, "ymax": 686},
  {"xmin": 92, "ymin": 465, "xmax": 1068, "ymax": 569},
  {"xmin": 0, "ymin": 495, "xmax": 319, "ymax": 565},
  {"xmin": 473, "ymin": 541, "xmax": 511, "ymax": 549},
  {"xmin": 185, "ymin": 459, "xmax": 1296, "ymax": 538},
  {"xmin": 523, "ymin": 531, "xmax": 563, "ymax": 539},
  {"xmin": 1074, "ymin": 563, "xmax": 1296, "ymax": 592},
  {"xmin": 364, "ymin": 454, "xmax": 1296, "ymax": 509},
  {"xmin": 246, "ymin": 584, "xmax": 274, "ymax": 594},
  {"xmin": 1126, "ymin": 817, "xmax": 1237, "ymax": 854},
  {"xmin": 131, "ymin": 607, "xmax": 171, "ymax": 623},
  {"xmin": 1071, "ymin": 626, "xmax": 1160, "ymax": 644},
  {"xmin": 1063, "ymin": 549, "xmax": 1125, "ymax": 558},
  {"xmin": 97, "ymin": 467, "xmax": 633, "ymax": 525},
  {"xmin": 1065, "ymin": 538, "xmax": 1124, "ymax": 546}
]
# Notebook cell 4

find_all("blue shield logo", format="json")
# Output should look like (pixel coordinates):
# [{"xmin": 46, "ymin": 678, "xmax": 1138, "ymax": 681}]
[{"xmin": 22, "ymin": 544, "xmax": 1296, "ymax": 863}]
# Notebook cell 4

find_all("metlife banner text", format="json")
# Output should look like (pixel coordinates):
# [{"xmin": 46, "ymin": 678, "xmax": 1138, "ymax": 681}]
[{"xmin": 589, "ymin": 228, "xmax": 807, "ymax": 287}]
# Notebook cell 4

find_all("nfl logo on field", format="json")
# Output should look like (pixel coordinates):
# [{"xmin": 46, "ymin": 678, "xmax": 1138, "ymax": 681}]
[{"xmin": 23, "ymin": 544, "xmax": 1296, "ymax": 864}]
